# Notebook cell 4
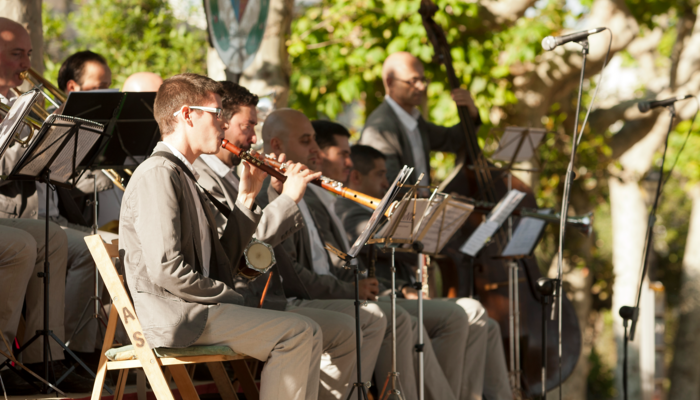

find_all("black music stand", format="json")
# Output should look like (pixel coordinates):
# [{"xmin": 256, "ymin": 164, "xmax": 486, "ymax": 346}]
[
  {"xmin": 326, "ymin": 166, "xmax": 414, "ymax": 400},
  {"xmin": 2, "ymin": 112, "xmax": 107, "ymax": 393},
  {"xmin": 63, "ymin": 92, "xmax": 159, "ymax": 356}
]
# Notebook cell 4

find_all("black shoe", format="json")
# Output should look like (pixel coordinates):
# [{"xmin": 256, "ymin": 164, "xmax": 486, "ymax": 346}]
[
  {"xmin": 25, "ymin": 361, "xmax": 95, "ymax": 394},
  {"xmin": 0, "ymin": 368, "xmax": 41, "ymax": 396}
]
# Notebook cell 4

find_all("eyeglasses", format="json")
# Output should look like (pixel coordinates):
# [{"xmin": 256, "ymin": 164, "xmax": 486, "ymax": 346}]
[
  {"xmin": 173, "ymin": 106, "xmax": 223, "ymax": 119},
  {"xmin": 396, "ymin": 77, "xmax": 429, "ymax": 87}
]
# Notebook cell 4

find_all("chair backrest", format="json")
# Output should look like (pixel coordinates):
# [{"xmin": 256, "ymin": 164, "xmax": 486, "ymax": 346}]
[{"xmin": 84, "ymin": 235, "xmax": 175, "ymax": 399}]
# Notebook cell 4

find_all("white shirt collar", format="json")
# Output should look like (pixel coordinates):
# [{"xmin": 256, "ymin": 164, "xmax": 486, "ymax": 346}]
[
  {"xmin": 385, "ymin": 95, "xmax": 420, "ymax": 132},
  {"xmin": 161, "ymin": 141, "xmax": 200, "ymax": 180},
  {"xmin": 200, "ymin": 154, "xmax": 234, "ymax": 178}
]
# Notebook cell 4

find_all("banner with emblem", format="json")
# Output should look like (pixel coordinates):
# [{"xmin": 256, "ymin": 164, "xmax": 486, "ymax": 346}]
[{"xmin": 204, "ymin": 0, "xmax": 270, "ymax": 74}]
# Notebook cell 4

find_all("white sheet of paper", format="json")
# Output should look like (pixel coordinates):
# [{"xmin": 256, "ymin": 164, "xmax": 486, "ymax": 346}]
[
  {"xmin": 417, "ymin": 198, "xmax": 473, "ymax": 254},
  {"xmin": 459, "ymin": 220, "xmax": 500, "ymax": 256}
]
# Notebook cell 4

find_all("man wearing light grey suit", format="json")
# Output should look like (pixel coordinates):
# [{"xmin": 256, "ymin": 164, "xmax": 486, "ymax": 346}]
[
  {"xmin": 194, "ymin": 81, "xmax": 385, "ymax": 400},
  {"xmin": 118, "ymin": 74, "xmax": 322, "ymax": 400}
]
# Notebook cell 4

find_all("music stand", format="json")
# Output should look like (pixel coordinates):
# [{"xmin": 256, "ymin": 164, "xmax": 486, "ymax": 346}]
[
  {"xmin": 325, "ymin": 166, "xmax": 413, "ymax": 400},
  {"xmin": 62, "ymin": 92, "xmax": 159, "ymax": 355},
  {"xmin": 1, "ymin": 102, "xmax": 107, "ymax": 393}
]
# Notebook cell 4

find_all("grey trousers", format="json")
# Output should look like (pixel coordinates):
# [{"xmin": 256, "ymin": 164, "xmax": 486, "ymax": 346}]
[
  {"xmin": 0, "ymin": 218, "xmax": 67, "ymax": 364},
  {"xmin": 58, "ymin": 224, "xmax": 118, "ymax": 353},
  {"xmin": 288, "ymin": 299, "xmax": 386, "ymax": 400},
  {"xmin": 441, "ymin": 298, "xmax": 512, "ymax": 400},
  {"xmin": 193, "ymin": 303, "xmax": 323, "ymax": 400}
]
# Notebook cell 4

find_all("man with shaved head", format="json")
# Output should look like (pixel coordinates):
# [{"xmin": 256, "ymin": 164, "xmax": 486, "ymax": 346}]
[
  {"xmin": 0, "ymin": 18, "xmax": 95, "ymax": 394},
  {"xmin": 261, "ymin": 109, "xmax": 464, "ymax": 400},
  {"xmin": 122, "ymin": 71, "xmax": 163, "ymax": 92},
  {"xmin": 360, "ymin": 51, "xmax": 513, "ymax": 399},
  {"xmin": 359, "ymin": 51, "xmax": 477, "ymax": 184}
]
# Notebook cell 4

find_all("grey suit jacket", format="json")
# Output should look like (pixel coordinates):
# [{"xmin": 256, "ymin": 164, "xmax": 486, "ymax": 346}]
[
  {"xmin": 193, "ymin": 158, "xmax": 304, "ymax": 311},
  {"xmin": 119, "ymin": 143, "xmax": 261, "ymax": 348},
  {"xmin": 359, "ymin": 100, "xmax": 471, "ymax": 184},
  {"xmin": 260, "ymin": 182, "xmax": 357, "ymax": 301},
  {"xmin": 193, "ymin": 157, "xmax": 303, "ymax": 247}
]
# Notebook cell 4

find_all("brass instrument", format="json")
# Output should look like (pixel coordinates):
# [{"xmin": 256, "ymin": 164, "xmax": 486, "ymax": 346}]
[
  {"xmin": 0, "ymin": 102, "xmax": 41, "ymax": 147},
  {"xmin": 19, "ymin": 68, "xmax": 66, "ymax": 105},
  {"xmin": 101, "ymin": 169, "xmax": 127, "ymax": 191}
]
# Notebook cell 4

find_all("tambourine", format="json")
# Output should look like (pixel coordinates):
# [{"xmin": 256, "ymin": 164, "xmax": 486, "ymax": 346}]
[{"xmin": 237, "ymin": 239, "xmax": 276, "ymax": 280}]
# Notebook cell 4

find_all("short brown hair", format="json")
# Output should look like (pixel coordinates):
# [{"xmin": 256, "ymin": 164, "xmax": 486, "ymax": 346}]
[
  {"xmin": 219, "ymin": 81, "xmax": 258, "ymax": 121},
  {"xmin": 154, "ymin": 73, "xmax": 222, "ymax": 137}
]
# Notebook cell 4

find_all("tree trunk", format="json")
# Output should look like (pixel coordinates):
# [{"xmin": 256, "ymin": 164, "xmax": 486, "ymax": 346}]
[
  {"xmin": 609, "ymin": 111, "xmax": 676, "ymax": 399},
  {"xmin": 239, "ymin": 0, "xmax": 293, "ymax": 108},
  {"xmin": 667, "ymin": 185, "xmax": 700, "ymax": 399},
  {"xmin": 0, "ymin": 0, "xmax": 44, "ymax": 74}
]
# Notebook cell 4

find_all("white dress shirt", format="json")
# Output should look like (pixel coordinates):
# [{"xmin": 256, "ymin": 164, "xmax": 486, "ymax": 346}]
[
  {"xmin": 385, "ymin": 95, "xmax": 428, "ymax": 179},
  {"xmin": 200, "ymin": 154, "xmax": 240, "ymax": 190},
  {"xmin": 162, "ymin": 142, "xmax": 212, "ymax": 277}
]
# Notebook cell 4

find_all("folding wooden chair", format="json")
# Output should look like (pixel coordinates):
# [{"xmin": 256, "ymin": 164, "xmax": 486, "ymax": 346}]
[{"xmin": 84, "ymin": 235, "xmax": 259, "ymax": 400}]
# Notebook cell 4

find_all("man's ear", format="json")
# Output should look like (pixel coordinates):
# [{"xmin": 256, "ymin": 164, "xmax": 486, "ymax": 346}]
[
  {"xmin": 349, "ymin": 169, "xmax": 361, "ymax": 186},
  {"xmin": 65, "ymin": 80, "xmax": 80, "ymax": 94},
  {"xmin": 270, "ymin": 137, "xmax": 282, "ymax": 155}
]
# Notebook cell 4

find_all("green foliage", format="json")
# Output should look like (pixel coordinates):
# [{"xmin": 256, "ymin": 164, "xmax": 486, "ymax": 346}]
[
  {"xmin": 42, "ymin": 0, "xmax": 207, "ymax": 89},
  {"xmin": 288, "ymin": 0, "xmax": 565, "ymax": 126}
]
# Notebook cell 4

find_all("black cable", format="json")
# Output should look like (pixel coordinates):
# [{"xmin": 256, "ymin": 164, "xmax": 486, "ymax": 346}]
[
  {"xmin": 662, "ymin": 95, "xmax": 700, "ymax": 188},
  {"xmin": 576, "ymin": 28, "xmax": 614, "ymax": 146}
]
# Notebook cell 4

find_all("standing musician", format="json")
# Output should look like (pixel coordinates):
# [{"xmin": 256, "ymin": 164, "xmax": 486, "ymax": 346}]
[
  {"xmin": 119, "ymin": 73, "xmax": 322, "ymax": 400},
  {"xmin": 0, "ymin": 17, "xmax": 93, "ymax": 394},
  {"xmin": 358, "ymin": 51, "xmax": 477, "ymax": 184},
  {"xmin": 336, "ymin": 144, "xmax": 513, "ymax": 400},
  {"xmin": 194, "ymin": 81, "xmax": 386, "ymax": 400},
  {"xmin": 261, "ymin": 108, "xmax": 461, "ymax": 400}
]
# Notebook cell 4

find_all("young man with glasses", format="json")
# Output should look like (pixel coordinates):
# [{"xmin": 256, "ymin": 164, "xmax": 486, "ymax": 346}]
[
  {"xmin": 359, "ymin": 51, "xmax": 478, "ymax": 185},
  {"xmin": 194, "ymin": 81, "xmax": 386, "ymax": 400},
  {"xmin": 119, "ymin": 73, "xmax": 323, "ymax": 400}
]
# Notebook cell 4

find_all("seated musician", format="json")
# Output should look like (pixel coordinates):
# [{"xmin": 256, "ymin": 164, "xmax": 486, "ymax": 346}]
[
  {"xmin": 121, "ymin": 71, "xmax": 163, "ymax": 92},
  {"xmin": 358, "ymin": 51, "xmax": 477, "ymax": 184},
  {"xmin": 261, "ymin": 108, "xmax": 459, "ymax": 400},
  {"xmin": 119, "ymin": 73, "xmax": 322, "ymax": 400},
  {"xmin": 35, "ymin": 50, "xmax": 118, "ymax": 361},
  {"xmin": 336, "ymin": 144, "xmax": 512, "ymax": 400},
  {"xmin": 194, "ymin": 81, "xmax": 385, "ymax": 400},
  {"xmin": 0, "ymin": 17, "xmax": 93, "ymax": 394}
]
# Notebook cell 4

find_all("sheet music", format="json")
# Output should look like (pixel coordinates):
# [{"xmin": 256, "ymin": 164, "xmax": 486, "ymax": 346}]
[
  {"xmin": 15, "ymin": 115, "xmax": 104, "ymax": 184},
  {"xmin": 348, "ymin": 166, "xmax": 413, "ymax": 257},
  {"xmin": 491, "ymin": 127, "xmax": 546, "ymax": 163},
  {"xmin": 0, "ymin": 90, "xmax": 41, "ymax": 160},
  {"xmin": 501, "ymin": 214, "xmax": 548, "ymax": 257},
  {"xmin": 459, "ymin": 189, "xmax": 526, "ymax": 256},
  {"xmin": 375, "ymin": 198, "xmax": 431, "ymax": 241},
  {"xmin": 416, "ymin": 198, "xmax": 474, "ymax": 254}
]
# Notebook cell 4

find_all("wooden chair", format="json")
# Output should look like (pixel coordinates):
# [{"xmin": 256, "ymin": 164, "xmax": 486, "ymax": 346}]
[{"xmin": 84, "ymin": 235, "xmax": 259, "ymax": 400}]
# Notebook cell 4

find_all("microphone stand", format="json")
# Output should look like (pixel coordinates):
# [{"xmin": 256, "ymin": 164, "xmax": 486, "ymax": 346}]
[
  {"xmin": 619, "ymin": 104, "xmax": 676, "ymax": 400},
  {"xmin": 555, "ymin": 38, "xmax": 588, "ymax": 399}
]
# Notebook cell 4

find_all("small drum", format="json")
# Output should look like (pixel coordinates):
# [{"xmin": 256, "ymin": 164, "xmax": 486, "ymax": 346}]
[{"xmin": 237, "ymin": 239, "xmax": 276, "ymax": 280}]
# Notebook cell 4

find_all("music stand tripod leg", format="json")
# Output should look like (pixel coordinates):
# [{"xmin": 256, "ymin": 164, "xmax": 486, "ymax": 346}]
[
  {"xmin": 380, "ymin": 247, "xmax": 405, "ymax": 400},
  {"xmin": 346, "ymin": 258, "xmax": 370, "ymax": 400}
]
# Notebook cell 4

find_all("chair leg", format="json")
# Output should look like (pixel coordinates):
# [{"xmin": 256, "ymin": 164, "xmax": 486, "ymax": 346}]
[
  {"xmin": 207, "ymin": 362, "xmax": 238, "ymax": 400},
  {"xmin": 114, "ymin": 370, "xmax": 129, "ymax": 400},
  {"xmin": 169, "ymin": 364, "xmax": 201, "ymax": 400},
  {"xmin": 231, "ymin": 360, "xmax": 259, "ymax": 400},
  {"xmin": 187, "ymin": 364, "xmax": 196, "ymax": 379},
  {"xmin": 137, "ymin": 370, "xmax": 147, "ymax": 400},
  {"xmin": 93, "ymin": 305, "xmax": 120, "ymax": 400}
]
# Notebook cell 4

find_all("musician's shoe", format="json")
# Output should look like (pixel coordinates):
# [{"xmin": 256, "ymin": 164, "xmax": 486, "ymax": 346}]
[
  {"xmin": 25, "ymin": 360, "xmax": 95, "ymax": 393},
  {"xmin": 0, "ymin": 369, "xmax": 41, "ymax": 395}
]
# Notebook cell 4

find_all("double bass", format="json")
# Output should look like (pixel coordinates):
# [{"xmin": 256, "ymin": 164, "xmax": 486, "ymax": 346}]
[{"xmin": 418, "ymin": 1, "xmax": 582, "ymax": 397}]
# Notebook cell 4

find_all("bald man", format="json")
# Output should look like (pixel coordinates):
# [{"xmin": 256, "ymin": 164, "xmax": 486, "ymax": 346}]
[
  {"xmin": 0, "ymin": 18, "xmax": 95, "ymax": 394},
  {"xmin": 262, "ymin": 108, "xmax": 462, "ymax": 400},
  {"xmin": 121, "ymin": 71, "xmax": 163, "ymax": 92},
  {"xmin": 359, "ymin": 51, "xmax": 477, "ymax": 184}
]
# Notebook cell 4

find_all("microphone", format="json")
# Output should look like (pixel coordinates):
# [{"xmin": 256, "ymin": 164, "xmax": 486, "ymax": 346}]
[
  {"xmin": 638, "ymin": 95, "xmax": 693, "ymax": 112},
  {"xmin": 542, "ymin": 27, "xmax": 606, "ymax": 51}
]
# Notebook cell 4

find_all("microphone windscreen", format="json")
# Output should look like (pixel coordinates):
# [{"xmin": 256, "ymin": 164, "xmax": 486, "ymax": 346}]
[
  {"xmin": 638, "ymin": 102, "xmax": 651, "ymax": 113},
  {"xmin": 541, "ymin": 36, "xmax": 557, "ymax": 51}
]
